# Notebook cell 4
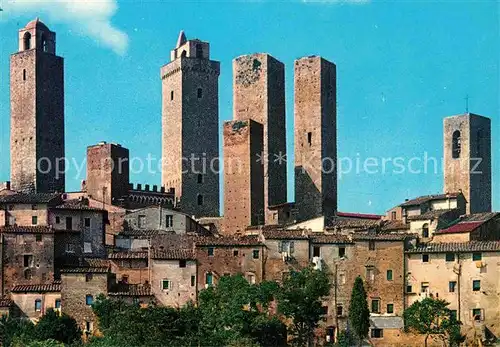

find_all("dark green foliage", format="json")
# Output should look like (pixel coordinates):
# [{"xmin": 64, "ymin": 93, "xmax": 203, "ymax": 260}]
[
  {"xmin": 348, "ymin": 276, "xmax": 370, "ymax": 346},
  {"xmin": 277, "ymin": 267, "xmax": 331, "ymax": 346},
  {"xmin": 403, "ymin": 297, "xmax": 463, "ymax": 347}
]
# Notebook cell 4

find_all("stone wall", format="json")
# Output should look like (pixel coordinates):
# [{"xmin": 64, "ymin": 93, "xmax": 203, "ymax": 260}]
[{"xmin": 151, "ymin": 259, "xmax": 197, "ymax": 307}]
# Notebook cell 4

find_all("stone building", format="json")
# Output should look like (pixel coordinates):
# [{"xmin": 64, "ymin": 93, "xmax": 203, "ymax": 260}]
[
  {"xmin": 223, "ymin": 120, "xmax": 264, "ymax": 234},
  {"xmin": 432, "ymin": 212, "xmax": 500, "ymax": 243},
  {"xmin": 406, "ymin": 241, "xmax": 500, "ymax": 342},
  {"xmin": 294, "ymin": 56, "xmax": 337, "ymax": 224},
  {"xmin": 0, "ymin": 193, "xmax": 61, "ymax": 227},
  {"xmin": 10, "ymin": 282, "xmax": 61, "ymax": 321},
  {"xmin": 108, "ymin": 251, "xmax": 149, "ymax": 285},
  {"xmin": 233, "ymin": 53, "xmax": 287, "ymax": 222},
  {"xmin": 161, "ymin": 31, "xmax": 220, "ymax": 218},
  {"xmin": 10, "ymin": 19, "xmax": 65, "ymax": 193},
  {"xmin": 444, "ymin": 113, "xmax": 491, "ymax": 214}
]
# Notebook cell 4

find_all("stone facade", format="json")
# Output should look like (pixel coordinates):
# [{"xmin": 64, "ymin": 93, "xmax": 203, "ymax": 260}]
[
  {"xmin": 10, "ymin": 19, "xmax": 64, "ymax": 193},
  {"xmin": 233, "ymin": 54, "xmax": 287, "ymax": 221},
  {"xmin": 109, "ymin": 252, "xmax": 149, "ymax": 285},
  {"xmin": 294, "ymin": 56, "xmax": 337, "ymax": 223},
  {"xmin": 223, "ymin": 120, "xmax": 264, "ymax": 234},
  {"xmin": 444, "ymin": 113, "xmax": 491, "ymax": 214},
  {"xmin": 161, "ymin": 32, "xmax": 220, "ymax": 218}
]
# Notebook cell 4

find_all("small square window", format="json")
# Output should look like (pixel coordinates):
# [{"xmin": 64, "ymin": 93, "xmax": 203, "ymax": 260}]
[
  {"xmin": 421, "ymin": 282, "xmax": 429, "ymax": 293},
  {"xmin": 35, "ymin": 299, "xmax": 42, "ymax": 312},
  {"xmin": 472, "ymin": 308, "xmax": 482, "ymax": 321},
  {"xmin": 179, "ymin": 260, "xmax": 187, "ymax": 268},
  {"xmin": 386, "ymin": 270, "xmax": 393, "ymax": 281},
  {"xmin": 387, "ymin": 304, "xmax": 394, "ymax": 314},
  {"xmin": 55, "ymin": 216, "xmax": 60, "ymax": 224},
  {"xmin": 32, "ymin": 216, "xmax": 38, "ymax": 225},
  {"xmin": 85, "ymin": 273, "xmax": 93, "ymax": 282},
  {"xmin": 252, "ymin": 250, "xmax": 259, "ymax": 259},
  {"xmin": 31, "ymin": 204, "xmax": 37, "ymax": 210},
  {"xmin": 321, "ymin": 306, "xmax": 328, "ymax": 315},
  {"xmin": 162, "ymin": 279, "xmax": 171, "ymax": 290},
  {"xmin": 369, "ymin": 241, "xmax": 375, "ymax": 250},
  {"xmin": 445, "ymin": 253, "xmax": 455, "ymax": 262},
  {"xmin": 207, "ymin": 247, "xmax": 214, "ymax": 256},
  {"xmin": 85, "ymin": 295, "xmax": 93, "ymax": 306},
  {"xmin": 205, "ymin": 273, "xmax": 213, "ymax": 285},
  {"xmin": 313, "ymin": 246, "xmax": 320, "ymax": 257},
  {"xmin": 472, "ymin": 253, "xmax": 482, "ymax": 261},
  {"xmin": 339, "ymin": 247, "xmax": 346, "ymax": 258},
  {"xmin": 371, "ymin": 329, "xmax": 383, "ymax": 338},
  {"xmin": 165, "ymin": 215, "xmax": 173, "ymax": 227},
  {"xmin": 449, "ymin": 281, "xmax": 456, "ymax": 292},
  {"xmin": 406, "ymin": 285, "xmax": 413, "ymax": 293},
  {"xmin": 8, "ymin": 205, "xmax": 13, "ymax": 211},
  {"xmin": 84, "ymin": 218, "xmax": 91, "ymax": 227},
  {"xmin": 472, "ymin": 280, "xmax": 481, "ymax": 291},
  {"xmin": 422, "ymin": 254, "xmax": 429, "ymax": 263},
  {"xmin": 233, "ymin": 249, "xmax": 239, "ymax": 257},
  {"xmin": 191, "ymin": 275, "xmax": 196, "ymax": 287},
  {"xmin": 371, "ymin": 299, "xmax": 380, "ymax": 313},
  {"xmin": 24, "ymin": 255, "xmax": 33, "ymax": 267},
  {"xmin": 35, "ymin": 234, "xmax": 42, "ymax": 242},
  {"xmin": 55, "ymin": 299, "xmax": 61, "ymax": 309},
  {"xmin": 366, "ymin": 267, "xmax": 375, "ymax": 282},
  {"xmin": 336, "ymin": 305, "xmax": 343, "ymax": 317}
]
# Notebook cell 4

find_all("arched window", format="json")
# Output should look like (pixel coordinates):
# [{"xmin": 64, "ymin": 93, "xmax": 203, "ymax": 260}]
[
  {"xmin": 181, "ymin": 50, "xmax": 187, "ymax": 58},
  {"xmin": 41, "ymin": 34, "xmax": 47, "ymax": 52},
  {"xmin": 197, "ymin": 194, "xmax": 203, "ymax": 206},
  {"xmin": 23, "ymin": 32, "xmax": 31, "ymax": 50},
  {"xmin": 452, "ymin": 130, "xmax": 461, "ymax": 159},
  {"xmin": 422, "ymin": 223, "xmax": 429, "ymax": 238}
]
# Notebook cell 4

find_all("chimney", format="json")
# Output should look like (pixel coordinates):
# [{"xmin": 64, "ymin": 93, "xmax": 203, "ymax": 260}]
[{"xmin": 402, "ymin": 209, "xmax": 408, "ymax": 224}]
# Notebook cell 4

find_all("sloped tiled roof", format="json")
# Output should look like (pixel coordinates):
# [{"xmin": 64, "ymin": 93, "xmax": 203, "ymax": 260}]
[
  {"xmin": 435, "ymin": 221, "xmax": 483, "ymax": 234},
  {"xmin": 0, "ymin": 299, "xmax": 13, "ymax": 307},
  {"xmin": 61, "ymin": 258, "xmax": 109, "ymax": 273},
  {"xmin": 108, "ymin": 251, "xmax": 148, "ymax": 259},
  {"xmin": 328, "ymin": 219, "xmax": 380, "ymax": 230},
  {"xmin": 311, "ymin": 234, "xmax": 353, "ymax": 244},
  {"xmin": 262, "ymin": 229, "xmax": 310, "ymax": 239},
  {"xmin": 381, "ymin": 220, "xmax": 410, "ymax": 231},
  {"xmin": 406, "ymin": 241, "xmax": 500, "ymax": 253},
  {"xmin": 460, "ymin": 212, "xmax": 498, "ymax": 222},
  {"xmin": 108, "ymin": 284, "xmax": 152, "ymax": 297},
  {"xmin": 353, "ymin": 232, "xmax": 415, "ymax": 241},
  {"xmin": 0, "ymin": 193, "xmax": 60, "ymax": 204},
  {"xmin": 407, "ymin": 209, "xmax": 456, "ymax": 221},
  {"xmin": 119, "ymin": 229, "xmax": 173, "ymax": 238},
  {"xmin": 54, "ymin": 200, "xmax": 105, "ymax": 212},
  {"xmin": 337, "ymin": 212, "xmax": 382, "ymax": 220},
  {"xmin": 0, "ymin": 226, "xmax": 53, "ymax": 234},
  {"xmin": 400, "ymin": 192, "xmax": 461, "ymax": 207},
  {"xmin": 195, "ymin": 235, "xmax": 261, "ymax": 246},
  {"xmin": 151, "ymin": 248, "xmax": 195, "ymax": 260},
  {"xmin": 11, "ymin": 283, "xmax": 61, "ymax": 293}
]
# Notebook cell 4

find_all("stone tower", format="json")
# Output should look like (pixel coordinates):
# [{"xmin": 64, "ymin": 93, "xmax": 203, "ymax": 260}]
[
  {"xmin": 161, "ymin": 31, "xmax": 220, "ymax": 217},
  {"xmin": 233, "ymin": 54, "xmax": 287, "ymax": 223},
  {"xmin": 10, "ymin": 18, "xmax": 65, "ymax": 193},
  {"xmin": 86, "ymin": 142, "xmax": 130, "ymax": 205},
  {"xmin": 444, "ymin": 113, "xmax": 491, "ymax": 214},
  {"xmin": 223, "ymin": 120, "xmax": 264, "ymax": 234},
  {"xmin": 294, "ymin": 56, "xmax": 337, "ymax": 223}
]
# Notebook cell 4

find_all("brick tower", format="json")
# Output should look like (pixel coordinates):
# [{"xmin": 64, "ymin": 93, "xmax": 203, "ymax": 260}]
[
  {"xmin": 233, "ymin": 54, "xmax": 287, "ymax": 223},
  {"xmin": 161, "ymin": 31, "xmax": 220, "ymax": 217},
  {"xmin": 294, "ymin": 56, "xmax": 337, "ymax": 223},
  {"xmin": 10, "ymin": 18, "xmax": 65, "ymax": 193},
  {"xmin": 443, "ymin": 113, "xmax": 491, "ymax": 214}
]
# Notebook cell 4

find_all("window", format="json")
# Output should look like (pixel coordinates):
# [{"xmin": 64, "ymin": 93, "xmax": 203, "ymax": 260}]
[
  {"xmin": 406, "ymin": 285, "xmax": 413, "ymax": 293},
  {"xmin": 252, "ymin": 250, "xmax": 260, "ymax": 259},
  {"xmin": 472, "ymin": 309, "xmax": 483, "ymax": 321},
  {"xmin": 31, "ymin": 204, "xmax": 37, "ymax": 210},
  {"xmin": 179, "ymin": 260, "xmax": 187, "ymax": 268},
  {"xmin": 24, "ymin": 255, "xmax": 33, "ymax": 267},
  {"xmin": 339, "ymin": 247, "xmax": 346, "ymax": 258},
  {"xmin": 32, "ymin": 216, "xmax": 38, "ymax": 225},
  {"xmin": 472, "ymin": 280, "xmax": 481, "ymax": 291},
  {"xmin": 449, "ymin": 281, "xmax": 457, "ymax": 292},
  {"xmin": 369, "ymin": 240, "xmax": 375, "ymax": 250},
  {"xmin": 336, "ymin": 305, "xmax": 343, "ymax": 317},
  {"xmin": 85, "ymin": 273, "xmax": 93, "ymax": 282},
  {"xmin": 391, "ymin": 211, "xmax": 396, "ymax": 220},
  {"xmin": 422, "ymin": 223, "xmax": 429, "ymax": 238},
  {"xmin": 472, "ymin": 253, "xmax": 482, "ymax": 261},
  {"xmin": 41, "ymin": 35, "xmax": 47, "ymax": 52},
  {"xmin": 339, "ymin": 273, "xmax": 346, "ymax": 285},
  {"xmin": 35, "ymin": 234, "xmax": 42, "ymax": 242},
  {"xmin": 8, "ymin": 205, "xmax": 13, "ymax": 211},
  {"xmin": 55, "ymin": 299, "xmax": 61, "ymax": 309},
  {"xmin": 191, "ymin": 275, "xmax": 196, "ymax": 287},
  {"xmin": 421, "ymin": 282, "xmax": 429, "ymax": 293},
  {"xmin": 23, "ymin": 69, "xmax": 26, "ymax": 81},
  {"xmin": 445, "ymin": 253, "xmax": 455, "ymax": 262},
  {"xmin": 165, "ymin": 215, "xmax": 173, "ymax": 227},
  {"xmin": 233, "ymin": 249, "xmax": 239, "ymax": 257},
  {"xmin": 34, "ymin": 299, "xmax": 41, "ymax": 312},
  {"xmin": 84, "ymin": 218, "xmax": 91, "ymax": 227},
  {"xmin": 197, "ymin": 194, "xmax": 203, "ymax": 205},
  {"xmin": 207, "ymin": 247, "xmax": 214, "ymax": 256},
  {"xmin": 84, "ymin": 242, "xmax": 92, "ymax": 253},
  {"xmin": 371, "ymin": 329, "xmax": 383, "ymax": 338},
  {"xmin": 387, "ymin": 304, "xmax": 394, "ymax": 314},
  {"xmin": 279, "ymin": 240, "xmax": 294, "ymax": 254},
  {"xmin": 85, "ymin": 321, "xmax": 93, "ymax": 333},
  {"xmin": 452, "ymin": 130, "xmax": 461, "ymax": 158},
  {"xmin": 371, "ymin": 299, "xmax": 380, "ymax": 313},
  {"xmin": 66, "ymin": 243, "xmax": 75, "ymax": 253},
  {"xmin": 66, "ymin": 217, "xmax": 73, "ymax": 230},
  {"xmin": 23, "ymin": 32, "xmax": 31, "ymax": 50},
  {"xmin": 196, "ymin": 44, "xmax": 203, "ymax": 58},
  {"xmin": 121, "ymin": 275, "xmax": 129, "ymax": 284},
  {"xmin": 85, "ymin": 295, "xmax": 94, "ymax": 306},
  {"xmin": 307, "ymin": 132, "xmax": 312, "ymax": 145},
  {"xmin": 138, "ymin": 215, "xmax": 146, "ymax": 228},
  {"xmin": 422, "ymin": 254, "xmax": 429, "ymax": 263},
  {"xmin": 197, "ymin": 88, "xmax": 203, "ymax": 98},
  {"xmin": 205, "ymin": 272, "xmax": 213, "ymax": 285},
  {"xmin": 313, "ymin": 246, "xmax": 320, "ymax": 257},
  {"xmin": 386, "ymin": 270, "xmax": 393, "ymax": 281},
  {"xmin": 24, "ymin": 269, "xmax": 32, "ymax": 280},
  {"xmin": 162, "ymin": 279, "xmax": 171, "ymax": 290},
  {"xmin": 366, "ymin": 267, "xmax": 375, "ymax": 282},
  {"xmin": 55, "ymin": 216, "xmax": 60, "ymax": 224},
  {"xmin": 170, "ymin": 90, "xmax": 174, "ymax": 101},
  {"xmin": 197, "ymin": 174, "xmax": 203, "ymax": 183},
  {"xmin": 247, "ymin": 273, "xmax": 256, "ymax": 284},
  {"xmin": 321, "ymin": 306, "xmax": 328, "ymax": 315}
]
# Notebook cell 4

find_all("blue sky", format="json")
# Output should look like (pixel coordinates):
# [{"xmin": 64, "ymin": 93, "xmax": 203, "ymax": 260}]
[{"xmin": 0, "ymin": 0, "xmax": 498, "ymax": 214}]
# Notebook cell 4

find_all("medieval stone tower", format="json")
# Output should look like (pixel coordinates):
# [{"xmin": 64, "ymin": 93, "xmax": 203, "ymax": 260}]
[
  {"xmin": 443, "ymin": 113, "xmax": 491, "ymax": 214},
  {"xmin": 294, "ymin": 56, "xmax": 337, "ymax": 223},
  {"xmin": 233, "ymin": 53, "xmax": 287, "ymax": 222},
  {"xmin": 10, "ymin": 18, "xmax": 65, "ymax": 193},
  {"xmin": 161, "ymin": 31, "xmax": 220, "ymax": 217}
]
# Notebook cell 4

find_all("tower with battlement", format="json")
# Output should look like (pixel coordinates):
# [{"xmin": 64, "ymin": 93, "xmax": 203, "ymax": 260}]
[
  {"xmin": 10, "ymin": 18, "xmax": 65, "ymax": 193},
  {"xmin": 161, "ymin": 31, "xmax": 220, "ymax": 217},
  {"xmin": 443, "ymin": 113, "xmax": 491, "ymax": 214}
]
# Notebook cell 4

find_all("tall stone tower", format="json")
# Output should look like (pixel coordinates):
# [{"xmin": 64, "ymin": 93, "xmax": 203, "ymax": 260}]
[
  {"xmin": 10, "ymin": 18, "xmax": 65, "ymax": 193},
  {"xmin": 86, "ymin": 142, "xmax": 130, "ymax": 205},
  {"xmin": 161, "ymin": 31, "xmax": 220, "ymax": 217},
  {"xmin": 223, "ymin": 120, "xmax": 264, "ymax": 234},
  {"xmin": 233, "ymin": 54, "xmax": 287, "ymax": 222},
  {"xmin": 294, "ymin": 56, "xmax": 337, "ymax": 223},
  {"xmin": 444, "ymin": 113, "xmax": 491, "ymax": 214}
]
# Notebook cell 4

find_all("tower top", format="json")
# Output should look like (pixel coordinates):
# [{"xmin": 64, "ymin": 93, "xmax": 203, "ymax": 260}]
[
  {"xmin": 17, "ymin": 17, "xmax": 56, "ymax": 54},
  {"xmin": 169, "ymin": 31, "xmax": 210, "ymax": 61},
  {"xmin": 25, "ymin": 17, "xmax": 49, "ymax": 31},
  {"xmin": 176, "ymin": 30, "xmax": 187, "ymax": 48}
]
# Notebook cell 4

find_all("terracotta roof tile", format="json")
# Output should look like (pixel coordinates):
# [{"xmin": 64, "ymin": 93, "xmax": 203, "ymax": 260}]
[
  {"xmin": 195, "ymin": 235, "xmax": 261, "ymax": 246},
  {"xmin": 336, "ymin": 212, "xmax": 382, "ymax": 220},
  {"xmin": 11, "ymin": 283, "xmax": 61, "ymax": 293},
  {"xmin": 61, "ymin": 258, "xmax": 109, "ymax": 273},
  {"xmin": 0, "ymin": 193, "xmax": 61, "ymax": 204},
  {"xmin": 151, "ymin": 248, "xmax": 195, "ymax": 260},
  {"xmin": 0, "ymin": 226, "xmax": 53, "ymax": 234},
  {"xmin": 435, "ymin": 221, "xmax": 483, "ymax": 234},
  {"xmin": 108, "ymin": 251, "xmax": 148, "ymax": 259},
  {"xmin": 311, "ymin": 234, "xmax": 353, "ymax": 244},
  {"xmin": 400, "ymin": 192, "xmax": 460, "ymax": 207},
  {"xmin": 381, "ymin": 221, "xmax": 410, "ymax": 231},
  {"xmin": 119, "ymin": 230, "xmax": 174, "ymax": 238},
  {"xmin": 352, "ymin": 232, "xmax": 415, "ymax": 241},
  {"xmin": 406, "ymin": 241, "xmax": 500, "ymax": 253},
  {"xmin": 108, "ymin": 284, "xmax": 152, "ymax": 297},
  {"xmin": 328, "ymin": 219, "xmax": 380, "ymax": 230},
  {"xmin": 407, "ymin": 209, "xmax": 456, "ymax": 221},
  {"xmin": 54, "ymin": 200, "xmax": 105, "ymax": 212},
  {"xmin": 0, "ymin": 299, "xmax": 13, "ymax": 307},
  {"xmin": 460, "ymin": 212, "xmax": 498, "ymax": 222},
  {"xmin": 262, "ymin": 229, "xmax": 310, "ymax": 239}
]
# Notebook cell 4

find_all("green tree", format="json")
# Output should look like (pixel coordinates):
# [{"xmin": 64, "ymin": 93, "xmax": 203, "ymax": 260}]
[
  {"xmin": 403, "ymin": 297, "xmax": 463, "ymax": 347},
  {"xmin": 278, "ymin": 267, "xmax": 330, "ymax": 347},
  {"xmin": 32, "ymin": 309, "xmax": 81, "ymax": 345},
  {"xmin": 348, "ymin": 276, "xmax": 370, "ymax": 346},
  {"xmin": 0, "ymin": 315, "xmax": 35, "ymax": 347}
]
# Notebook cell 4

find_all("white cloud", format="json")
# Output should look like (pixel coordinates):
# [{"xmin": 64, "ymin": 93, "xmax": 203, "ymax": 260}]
[{"xmin": 2, "ymin": 0, "xmax": 128, "ymax": 55}]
